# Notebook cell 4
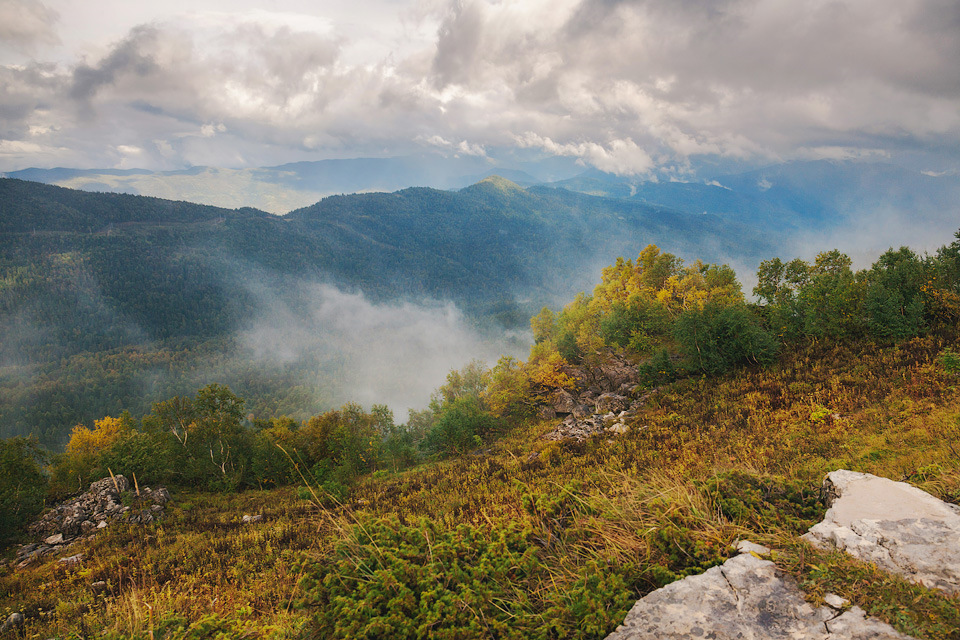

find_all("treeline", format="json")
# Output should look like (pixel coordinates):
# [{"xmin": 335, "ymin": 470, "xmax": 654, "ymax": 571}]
[{"xmin": 0, "ymin": 374, "xmax": 507, "ymax": 544}]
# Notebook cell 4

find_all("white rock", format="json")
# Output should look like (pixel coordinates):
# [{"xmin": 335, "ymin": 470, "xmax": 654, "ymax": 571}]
[
  {"xmin": 803, "ymin": 470, "xmax": 960, "ymax": 595},
  {"xmin": 824, "ymin": 593, "xmax": 849, "ymax": 610},
  {"xmin": 604, "ymin": 543, "xmax": 913, "ymax": 639},
  {"xmin": 735, "ymin": 540, "xmax": 770, "ymax": 555},
  {"xmin": 44, "ymin": 533, "xmax": 63, "ymax": 545}
]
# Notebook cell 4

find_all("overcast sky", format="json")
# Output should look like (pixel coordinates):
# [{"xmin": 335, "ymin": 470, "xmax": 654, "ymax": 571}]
[{"xmin": 1, "ymin": 0, "xmax": 959, "ymax": 176}]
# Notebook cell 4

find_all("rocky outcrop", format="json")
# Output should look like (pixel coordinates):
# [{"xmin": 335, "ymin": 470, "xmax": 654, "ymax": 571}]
[
  {"xmin": 605, "ymin": 541, "xmax": 914, "ymax": 640},
  {"xmin": 14, "ymin": 475, "xmax": 171, "ymax": 569},
  {"xmin": 541, "ymin": 352, "xmax": 658, "ymax": 441},
  {"xmin": 803, "ymin": 470, "xmax": 960, "ymax": 595}
]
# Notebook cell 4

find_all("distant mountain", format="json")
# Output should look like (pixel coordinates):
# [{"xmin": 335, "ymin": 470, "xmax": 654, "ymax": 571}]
[
  {"xmin": 542, "ymin": 160, "xmax": 960, "ymax": 254},
  {"xmin": 0, "ymin": 176, "xmax": 774, "ymax": 445},
  {"xmin": 1, "ymin": 154, "xmax": 584, "ymax": 214}
]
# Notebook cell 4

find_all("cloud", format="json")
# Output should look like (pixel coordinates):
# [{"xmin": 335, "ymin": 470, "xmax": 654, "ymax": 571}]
[
  {"xmin": 238, "ymin": 280, "xmax": 527, "ymax": 416},
  {"xmin": 0, "ymin": 0, "xmax": 958, "ymax": 174},
  {"xmin": 0, "ymin": 0, "xmax": 59, "ymax": 54}
]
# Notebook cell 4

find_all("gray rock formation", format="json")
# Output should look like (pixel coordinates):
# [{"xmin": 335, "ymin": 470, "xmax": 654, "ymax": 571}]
[
  {"xmin": 803, "ymin": 470, "xmax": 960, "ymax": 595},
  {"xmin": 605, "ymin": 542, "xmax": 913, "ymax": 639},
  {"xmin": 15, "ymin": 475, "xmax": 171, "ymax": 569},
  {"xmin": 538, "ymin": 352, "xmax": 663, "ymax": 441},
  {"xmin": 0, "ymin": 612, "xmax": 24, "ymax": 634}
]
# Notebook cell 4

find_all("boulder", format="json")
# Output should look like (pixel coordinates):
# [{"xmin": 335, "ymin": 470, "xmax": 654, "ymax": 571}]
[
  {"xmin": 803, "ymin": 470, "xmax": 960, "ymax": 595},
  {"xmin": 0, "ymin": 612, "xmax": 24, "ymax": 634},
  {"xmin": 572, "ymin": 404, "xmax": 593, "ymax": 419},
  {"xmin": 241, "ymin": 514, "xmax": 264, "ymax": 524},
  {"xmin": 551, "ymin": 389, "xmax": 579, "ymax": 414},
  {"xmin": 605, "ymin": 542, "xmax": 914, "ymax": 639},
  {"xmin": 89, "ymin": 475, "xmax": 129, "ymax": 496},
  {"xmin": 595, "ymin": 393, "xmax": 628, "ymax": 415}
]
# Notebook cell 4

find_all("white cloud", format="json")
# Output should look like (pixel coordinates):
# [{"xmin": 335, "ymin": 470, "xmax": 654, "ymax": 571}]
[
  {"xmin": 0, "ymin": 0, "xmax": 59, "ymax": 54},
  {"xmin": 0, "ymin": 0, "xmax": 958, "ymax": 173}
]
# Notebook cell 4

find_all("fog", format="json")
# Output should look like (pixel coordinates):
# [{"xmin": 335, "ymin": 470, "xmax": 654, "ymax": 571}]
[{"xmin": 238, "ymin": 280, "xmax": 530, "ymax": 418}]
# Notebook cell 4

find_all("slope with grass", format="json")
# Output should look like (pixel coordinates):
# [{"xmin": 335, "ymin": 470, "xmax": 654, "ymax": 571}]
[
  {"xmin": 2, "ymin": 233, "xmax": 959, "ymax": 639},
  {"xmin": 2, "ymin": 329, "xmax": 959, "ymax": 638}
]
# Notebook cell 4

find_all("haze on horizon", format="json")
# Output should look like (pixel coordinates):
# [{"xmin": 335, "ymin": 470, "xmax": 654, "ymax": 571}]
[{"xmin": 1, "ymin": 0, "xmax": 959, "ymax": 179}]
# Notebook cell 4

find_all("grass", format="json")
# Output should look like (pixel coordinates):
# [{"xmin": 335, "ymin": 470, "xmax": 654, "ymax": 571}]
[{"xmin": 2, "ymin": 329, "xmax": 959, "ymax": 638}]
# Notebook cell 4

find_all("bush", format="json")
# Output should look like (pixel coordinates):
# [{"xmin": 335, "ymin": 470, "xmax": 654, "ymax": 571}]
[
  {"xmin": 421, "ymin": 397, "xmax": 503, "ymax": 457},
  {"xmin": 298, "ymin": 517, "xmax": 541, "ymax": 640},
  {"xmin": 0, "ymin": 436, "xmax": 48, "ymax": 544},
  {"xmin": 674, "ymin": 302, "xmax": 779, "ymax": 375},
  {"xmin": 941, "ymin": 348, "xmax": 960, "ymax": 375},
  {"xmin": 698, "ymin": 471, "xmax": 825, "ymax": 535}
]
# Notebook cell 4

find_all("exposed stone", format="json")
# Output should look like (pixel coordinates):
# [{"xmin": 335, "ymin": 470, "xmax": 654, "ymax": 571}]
[
  {"xmin": 541, "ymin": 354, "xmax": 660, "ymax": 443},
  {"xmin": 572, "ymin": 404, "xmax": 593, "ymax": 419},
  {"xmin": 824, "ymin": 593, "xmax": 849, "ymax": 610},
  {"xmin": 0, "ymin": 612, "xmax": 24, "ymax": 634},
  {"xmin": 58, "ymin": 553, "xmax": 83, "ymax": 566},
  {"xmin": 605, "ymin": 544, "xmax": 914, "ymax": 639},
  {"xmin": 595, "ymin": 393, "xmax": 628, "ymax": 415},
  {"xmin": 89, "ymin": 475, "xmax": 130, "ymax": 496},
  {"xmin": 241, "ymin": 514, "xmax": 264, "ymax": 524},
  {"xmin": 538, "ymin": 405, "xmax": 557, "ymax": 420},
  {"xmin": 20, "ymin": 475, "xmax": 172, "ymax": 569},
  {"xmin": 803, "ymin": 470, "xmax": 960, "ymax": 595},
  {"xmin": 552, "ymin": 389, "xmax": 578, "ymax": 414},
  {"xmin": 91, "ymin": 581, "xmax": 108, "ymax": 594}
]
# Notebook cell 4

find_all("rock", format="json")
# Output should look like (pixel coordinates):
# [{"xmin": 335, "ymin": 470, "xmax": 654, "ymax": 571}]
[
  {"xmin": 552, "ymin": 389, "xmax": 578, "ymax": 414},
  {"xmin": 538, "ymin": 405, "xmax": 557, "ymax": 420},
  {"xmin": 605, "ymin": 544, "xmax": 914, "ymax": 639},
  {"xmin": 572, "ymin": 404, "xmax": 593, "ymax": 419},
  {"xmin": 595, "ymin": 393, "xmax": 628, "ymax": 415},
  {"xmin": 58, "ymin": 553, "xmax": 83, "ymax": 566},
  {"xmin": 735, "ymin": 539, "xmax": 771, "ymax": 555},
  {"xmin": 0, "ymin": 612, "xmax": 24, "ymax": 634},
  {"xmin": 803, "ymin": 470, "xmax": 960, "ymax": 595},
  {"xmin": 605, "ymin": 423, "xmax": 629, "ymax": 435},
  {"xmin": 824, "ymin": 593, "xmax": 849, "ymax": 610},
  {"xmin": 241, "ymin": 514, "xmax": 263, "ymax": 524},
  {"xmin": 89, "ymin": 475, "xmax": 129, "ymax": 496},
  {"xmin": 22, "ymin": 475, "xmax": 172, "ymax": 565},
  {"xmin": 91, "ymin": 581, "xmax": 108, "ymax": 594}
]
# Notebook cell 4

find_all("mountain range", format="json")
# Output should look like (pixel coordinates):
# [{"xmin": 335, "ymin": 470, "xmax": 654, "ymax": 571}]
[{"xmin": 0, "ymin": 175, "xmax": 771, "ymax": 446}]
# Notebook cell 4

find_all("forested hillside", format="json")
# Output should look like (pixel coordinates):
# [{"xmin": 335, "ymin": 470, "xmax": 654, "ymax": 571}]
[
  {"xmin": 0, "ymin": 177, "xmax": 772, "ymax": 447},
  {"xmin": 2, "ymin": 228, "xmax": 958, "ymax": 639}
]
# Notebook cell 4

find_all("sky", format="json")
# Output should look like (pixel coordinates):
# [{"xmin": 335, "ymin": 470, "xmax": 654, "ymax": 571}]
[{"xmin": 1, "ymin": 0, "xmax": 959, "ymax": 176}]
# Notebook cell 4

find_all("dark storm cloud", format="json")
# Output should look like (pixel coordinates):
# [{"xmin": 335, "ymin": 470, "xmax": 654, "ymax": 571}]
[{"xmin": 69, "ymin": 26, "xmax": 160, "ymax": 110}]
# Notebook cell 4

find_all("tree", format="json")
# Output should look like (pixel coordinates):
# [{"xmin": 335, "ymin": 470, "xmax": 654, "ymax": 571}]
[
  {"xmin": 865, "ymin": 247, "xmax": 926, "ymax": 340},
  {"xmin": 0, "ymin": 436, "xmax": 48, "ymax": 544},
  {"xmin": 674, "ymin": 302, "xmax": 779, "ymax": 375},
  {"xmin": 796, "ymin": 250, "xmax": 865, "ymax": 339}
]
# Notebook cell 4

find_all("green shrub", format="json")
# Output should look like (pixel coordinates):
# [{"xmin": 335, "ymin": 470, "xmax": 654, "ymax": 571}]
[
  {"xmin": 941, "ymin": 348, "xmax": 960, "ymax": 375},
  {"xmin": 637, "ymin": 348, "xmax": 677, "ymax": 388},
  {"xmin": 698, "ymin": 471, "xmax": 825, "ymax": 534},
  {"xmin": 674, "ymin": 302, "xmax": 779, "ymax": 375},
  {"xmin": 297, "ymin": 515, "xmax": 636, "ymax": 640},
  {"xmin": 421, "ymin": 397, "xmax": 503, "ymax": 457},
  {"xmin": 0, "ymin": 436, "xmax": 48, "ymax": 544},
  {"xmin": 298, "ymin": 516, "xmax": 542, "ymax": 639}
]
